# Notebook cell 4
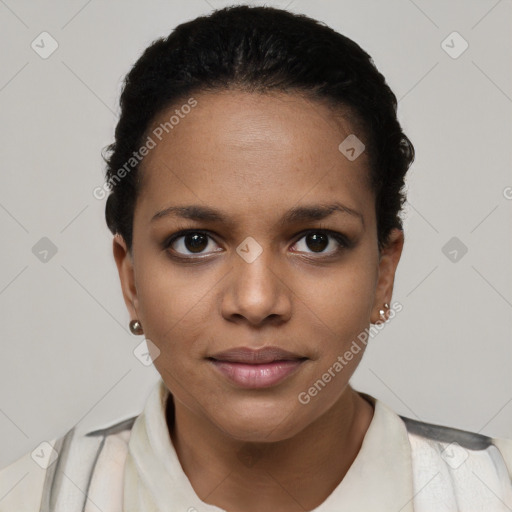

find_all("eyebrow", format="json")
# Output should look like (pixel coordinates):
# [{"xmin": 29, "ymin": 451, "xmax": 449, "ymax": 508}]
[{"xmin": 151, "ymin": 202, "xmax": 364, "ymax": 227}]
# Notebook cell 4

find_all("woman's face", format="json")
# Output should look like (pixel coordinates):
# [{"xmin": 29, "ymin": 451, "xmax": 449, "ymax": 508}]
[{"xmin": 114, "ymin": 90, "xmax": 403, "ymax": 442}]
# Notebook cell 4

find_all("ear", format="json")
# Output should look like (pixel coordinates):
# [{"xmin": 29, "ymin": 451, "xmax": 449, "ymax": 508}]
[
  {"xmin": 112, "ymin": 234, "xmax": 139, "ymax": 321},
  {"xmin": 370, "ymin": 228, "xmax": 404, "ymax": 324}
]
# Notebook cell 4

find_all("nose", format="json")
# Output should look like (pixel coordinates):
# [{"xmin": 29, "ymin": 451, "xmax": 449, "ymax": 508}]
[{"xmin": 221, "ymin": 246, "xmax": 292, "ymax": 326}]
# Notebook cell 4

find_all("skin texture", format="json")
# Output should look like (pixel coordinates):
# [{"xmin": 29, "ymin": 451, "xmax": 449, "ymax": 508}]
[{"xmin": 113, "ymin": 89, "xmax": 404, "ymax": 511}]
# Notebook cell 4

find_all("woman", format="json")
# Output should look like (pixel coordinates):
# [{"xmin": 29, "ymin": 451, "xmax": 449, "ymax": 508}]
[{"xmin": 1, "ymin": 5, "xmax": 511, "ymax": 511}]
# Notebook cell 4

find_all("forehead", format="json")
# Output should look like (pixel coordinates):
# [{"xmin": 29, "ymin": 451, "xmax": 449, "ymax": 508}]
[{"xmin": 136, "ymin": 90, "xmax": 373, "ymax": 224}]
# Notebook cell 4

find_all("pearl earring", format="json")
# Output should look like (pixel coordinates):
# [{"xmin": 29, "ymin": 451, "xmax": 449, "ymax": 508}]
[
  {"xmin": 378, "ymin": 303, "xmax": 390, "ymax": 321},
  {"xmin": 129, "ymin": 319, "xmax": 144, "ymax": 335}
]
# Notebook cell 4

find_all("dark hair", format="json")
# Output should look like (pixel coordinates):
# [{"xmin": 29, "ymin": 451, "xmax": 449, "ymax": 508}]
[{"xmin": 103, "ymin": 5, "xmax": 414, "ymax": 252}]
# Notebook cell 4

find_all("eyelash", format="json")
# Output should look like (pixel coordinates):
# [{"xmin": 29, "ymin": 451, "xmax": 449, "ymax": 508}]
[{"xmin": 162, "ymin": 226, "xmax": 352, "ymax": 261}]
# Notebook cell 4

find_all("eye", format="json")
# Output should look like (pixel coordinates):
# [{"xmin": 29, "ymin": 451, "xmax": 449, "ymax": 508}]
[
  {"xmin": 163, "ymin": 228, "xmax": 350, "ymax": 260},
  {"xmin": 164, "ymin": 231, "xmax": 221, "ymax": 257},
  {"xmin": 291, "ymin": 230, "xmax": 349, "ymax": 256}
]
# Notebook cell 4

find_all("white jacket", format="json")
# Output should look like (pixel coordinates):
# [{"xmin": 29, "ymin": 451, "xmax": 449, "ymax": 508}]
[{"xmin": 1, "ymin": 379, "xmax": 512, "ymax": 511}]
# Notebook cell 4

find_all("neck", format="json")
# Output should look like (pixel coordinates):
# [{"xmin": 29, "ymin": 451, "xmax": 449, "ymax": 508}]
[{"xmin": 167, "ymin": 386, "xmax": 374, "ymax": 512}]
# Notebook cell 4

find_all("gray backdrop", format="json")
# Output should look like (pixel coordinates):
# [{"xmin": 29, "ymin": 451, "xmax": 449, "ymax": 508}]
[{"xmin": 1, "ymin": 0, "xmax": 511, "ymax": 468}]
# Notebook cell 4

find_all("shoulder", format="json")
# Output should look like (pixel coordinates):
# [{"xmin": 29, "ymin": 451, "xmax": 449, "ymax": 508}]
[
  {"xmin": 400, "ymin": 414, "xmax": 495, "ymax": 448},
  {"xmin": 0, "ymin": 439, "xmax": 55, "ymax": 512},
  {"xmin": 399, "ymin": 414, "xmax": 512, "ymax": 506},
  {"xmin": 400, "ymin": 413, "xmax": 512, "ymax": 469},
  {"xmin": 400, "ymin": 414, "xmax": 512, "ymax": 461},
  {"xmin": 0, "ymin": 415, "xmax": 137, "ymax": 512}
]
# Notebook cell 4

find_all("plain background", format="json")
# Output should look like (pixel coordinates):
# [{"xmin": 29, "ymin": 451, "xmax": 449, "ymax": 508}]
[{"xmin": 0, "ymin": 0, "xmax": 511, "ymax": 468}]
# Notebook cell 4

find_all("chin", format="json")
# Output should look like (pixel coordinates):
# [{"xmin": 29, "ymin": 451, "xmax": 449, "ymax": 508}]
[{"xmin": 210, "ymin": 402, "xmax": 306, "ymax": 443}]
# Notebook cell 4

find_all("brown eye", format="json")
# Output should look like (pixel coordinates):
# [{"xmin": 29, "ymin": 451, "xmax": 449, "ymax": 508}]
[
  {"xmin": 292, "ymin": 230, "xmax": 348, "ymax": 256},
  {"xmin": 183, "ymin": 233, "xmax": 208, "ymax": 253},
  {"xmin": 165, "ymin": 231, "xmax": 220, "ymax": 256},
  {"xmin": 304, "ymin": 233, "xmax": 328, "ymax": 252}
]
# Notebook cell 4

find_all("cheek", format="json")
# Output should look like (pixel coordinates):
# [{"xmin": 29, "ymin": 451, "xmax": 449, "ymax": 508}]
[
  {"xmin": 298, "ymin": 252, "xmax": 378, "ymax": 339},
  {"xmin": 134, "ymin": 256, "xmax": 213, "ymax": 356}
]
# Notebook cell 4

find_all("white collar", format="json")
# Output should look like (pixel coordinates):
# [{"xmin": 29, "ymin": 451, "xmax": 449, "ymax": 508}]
[{"xmin": 123, "ymin": 378, "xmax": 415, "ymax": 512}]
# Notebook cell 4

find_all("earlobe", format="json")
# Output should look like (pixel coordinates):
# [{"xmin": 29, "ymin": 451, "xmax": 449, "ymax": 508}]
[
  {"xmin": 112, "ymin": 234, "xmax": 139, "ymax": 319},
  {"xmin": 371, "ymin": 228, "xmax": 404, "ymax": 323}
]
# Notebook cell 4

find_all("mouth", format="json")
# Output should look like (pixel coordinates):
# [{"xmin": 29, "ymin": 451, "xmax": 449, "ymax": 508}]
[{"xmin": 207, "ymin": 346, "xmax": 308, "ymax": 389}]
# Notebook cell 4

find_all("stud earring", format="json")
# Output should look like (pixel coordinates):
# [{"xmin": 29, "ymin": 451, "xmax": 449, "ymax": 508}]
[
  {"xmin": 129, "ymin": 319, "xmax": 144, "ymax": 335},
  {"xmin": 378, "ymin": 303, "xmax": 390, "ymax": 321}
]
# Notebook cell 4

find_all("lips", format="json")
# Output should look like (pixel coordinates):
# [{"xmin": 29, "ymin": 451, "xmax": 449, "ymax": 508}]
[
  {"xmin": 208, "ymin": 346, "xmax": 306, "ymax": 364},
  {"xmin": 207, "ymin": 346, "xmax": 307, "ymax": 389}
]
